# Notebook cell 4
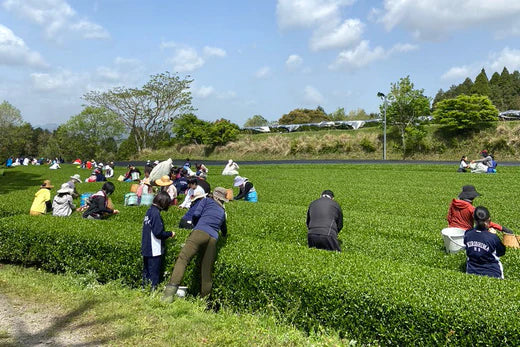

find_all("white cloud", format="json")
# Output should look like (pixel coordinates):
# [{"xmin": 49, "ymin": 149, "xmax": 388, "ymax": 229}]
[
  {"xmin": 255, "ymin": 66, "xmax": 271, "ymax": 78},
  {"xmin": 94, "ymin": 57, "xmax": 144, "ymax": 84},
  {"xmin": 276, "ymin": 0, "xmax": 354, "ymax": 29},
  {"xmin": 203, "ymin": 46, "xmax": 226, "ymax": 57},
  {"xmin": 194, "ymin": 85, "xmax": 215, "ymax": 98},
  {"xmin": 310, "ymin": 18, "xmax": 364, "ymax": 51},
  {"xmin": 0, "ymin": 24, "xmax": 47, "ymax": 68},
  {"xmin": 329, "ymin": 41, "xmax": 417, "ymax": 70},
  {"xmin": 160, "ymin": 41, "xmax": 177, "ymax": 49},
  {"xmin": 3, "ymin": 0, "xmax": 109, "ymax": 41},
  {"xmin": 377, "ymin": 0, "xmax": 520, "ymax": 40},
  {"xmin": 304, "ymin": 85, "xmax": 324, "ymax": 104},
  {"xmin": 441, "ymin": 66, "xmax": 472, "ymax": 81},
  {"xmin": 169, "ymin": 47, "xmax": 205, "ymax": 72},
  {"xmin": 286, "ymin": 54, "xmax": 303, "ymax": 70},
  {"xmin": 489, "ymin": 47, "xmax": 520, "ymax": 72},
  {"xmin": 217, "ymin": 90, "xmax": 237, "ymax": 99},
  {"xmin": 277, "ymin": 0, "xmax": 361, "ymax": 51},
  {"xmin": 30, "ymin": 70, "xmax": 85, "ymax": 92}
]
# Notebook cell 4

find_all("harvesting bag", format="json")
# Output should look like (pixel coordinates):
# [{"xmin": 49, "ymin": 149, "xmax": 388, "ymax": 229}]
[
  {"xmin": 503, "ymin": 233, "xmax": 520, "ymax": 249},
  {"xmin": 80, "ymin": 193, "xmax": 93, "ymax": 207},
  {"xmin": 226, "ymin": 189, "xmax": 234, "ymax": 201},
  {"xmin": 140, "ymin": 194, "xmax": 154, "ymax": 206},
  {"xmin": 130, "ymin": 184, "xmax": 139, "ymax": 193},
  {"xmin": 124, "ymin": 193, "xmax": 138, "ymax": 206}
]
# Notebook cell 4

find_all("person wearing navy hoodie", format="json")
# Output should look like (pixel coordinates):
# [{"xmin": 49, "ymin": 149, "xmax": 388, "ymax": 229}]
[
  {"xmin": 464, "ymin": 206, "xmax": 506, "ymax": 279},
  {"xmin": 162, "ymin": 187, "xmax": 228, "ymax": 302},
  {"xmin": 141, "ymin": 192, "xmax": 175, "ymax": 290}
]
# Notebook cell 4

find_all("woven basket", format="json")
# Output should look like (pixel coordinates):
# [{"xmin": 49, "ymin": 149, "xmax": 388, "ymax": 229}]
[{"xmin": 503, "ymin": 233, "xmax": 520, "ymax": 249}]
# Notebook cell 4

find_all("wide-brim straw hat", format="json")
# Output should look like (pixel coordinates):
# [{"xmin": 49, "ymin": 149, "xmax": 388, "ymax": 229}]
[
  {"xmin": 213, "ymin": 187, "xmax": 229, "ymax": 202},
  {"xmin": 155, "ymin": 175, "xmax": 173, "ymax": 186},
  {"xmin": 41, "ymin": 180, "xmax": 54, "ymax": 189}
]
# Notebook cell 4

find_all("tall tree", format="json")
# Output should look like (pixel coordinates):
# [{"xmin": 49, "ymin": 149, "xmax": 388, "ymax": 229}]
[
  {"xmin": 329, "ymin": 107, "xmax": 347, "ymax": 121},
  {"xmin": 53, "ymin": 106, "xmax": 125, "ymax": 161},
  {"xmin": 0, "ymin": 101, "xmax": 30, "ymax": 160},
  {"xmin": 278, "ymin": 108, "xmax": 331, "ymax": 124},
  {"xmin": 471, "ymin": 68, "xmax": 491, "ymax": 96},
  {"xmin": 83, "ymin": 72, "xmax": 194, "ymax": 152},
  {"xmin": 383, "ymin": 76, "xmax": 431, "ymax": 157},
  {"xmin": 244, "ymin": 115, "xmax": 269, "ymax": 127}
]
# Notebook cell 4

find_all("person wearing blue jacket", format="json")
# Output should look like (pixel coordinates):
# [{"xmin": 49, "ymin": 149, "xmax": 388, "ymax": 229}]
[
  {"xmin": 141, "ymin": 192, "xmax": 175, "ymax": 290},
  {"xmin": 178, "ymin": 190, "xmax": 207, "ymax": 229},
  {"xmin": 162, "ymin": 187, "xmax": 228, "ymax": 302},
  {"xmin": 464, "ymin": 206, "xmax": 506, "ymax": 279}
]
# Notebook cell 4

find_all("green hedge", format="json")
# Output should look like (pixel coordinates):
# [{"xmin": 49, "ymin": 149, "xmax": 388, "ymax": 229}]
[
  {"xmin": 2, "ymin": 214, "xmax": 520, "ymax": 344},
  {"xmin": 3, "ymin": 164, "xmax": 520, "ymax": 344}
]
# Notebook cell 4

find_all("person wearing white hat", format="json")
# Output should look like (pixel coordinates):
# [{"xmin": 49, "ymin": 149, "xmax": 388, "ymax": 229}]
[
  {"xmin": 222, "ymin": 159, "xmax": 239, "ymax": 176},
  {"xmin": 66, "ymin": 174, "xmax": 82, "ymax": 199},
  {"xmin": 52, "ymin": 183, "xmax": 76, "ymax": 217},
  {"xmin": 162, "ymin": 187, "xmax": 229, "ymax": 302},
  {"xmin": 233, "ymin": 176, "xmax": 257, "ymax": 202}
]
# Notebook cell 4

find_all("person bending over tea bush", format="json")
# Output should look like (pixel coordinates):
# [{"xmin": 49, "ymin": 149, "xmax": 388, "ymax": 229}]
[
  {"xmin": 162, "ymin": 187, "xmax": 229, "ymax": 302},
  {"xmin": 82, "ymin": 182, "xmax": 119, "ymax": 219},
  {"xmin": 464, "ymin": 206, "xmax": 506, "ymax": 279},
  {"xmin": 141, "ymin": 191, "xmax": 175, "ymax": 290},
  {"xmin": 233, "ymin": 176, "xmax": 257, "ymax": 202},
  {"xmin": 306, "ymin": 190, "xmax": 343, "ymax": 252},
  {"xmin": 447, "ymin": 185, "xmax": 513, "ymax": 234}
]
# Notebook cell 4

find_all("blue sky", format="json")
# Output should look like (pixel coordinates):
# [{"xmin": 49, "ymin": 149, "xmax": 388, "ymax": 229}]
[{"xmin": 1, "ymin": 0, "xmax": 520, "ymax": 127}]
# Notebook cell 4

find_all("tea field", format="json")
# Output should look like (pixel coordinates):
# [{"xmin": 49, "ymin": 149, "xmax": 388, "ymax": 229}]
[{"xmin": 1, "ymin": 163, "xmax": 520, "ymax": 345}]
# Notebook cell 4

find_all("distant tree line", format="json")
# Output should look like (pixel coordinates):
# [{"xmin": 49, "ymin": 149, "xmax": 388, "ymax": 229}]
[{"xmin": 433, "ymin": 67, "xmax": 520, "ymax": 111}]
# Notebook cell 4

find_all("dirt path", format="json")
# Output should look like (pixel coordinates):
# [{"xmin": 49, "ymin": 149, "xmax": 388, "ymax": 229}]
[{"xmin": 0, "ymin": 293, "xmax": 97, "ymax": 346}]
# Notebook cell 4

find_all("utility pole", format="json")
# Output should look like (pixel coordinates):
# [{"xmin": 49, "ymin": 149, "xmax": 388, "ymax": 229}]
[{"xmin": 377, "ymin": 92, "xmax": 387, "ymax": 160}]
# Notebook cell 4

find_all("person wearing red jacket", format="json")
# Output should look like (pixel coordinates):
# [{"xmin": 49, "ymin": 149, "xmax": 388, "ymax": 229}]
[{"xmin": 447, "ymin": 185, "xmax": 513, "ymax": 234}]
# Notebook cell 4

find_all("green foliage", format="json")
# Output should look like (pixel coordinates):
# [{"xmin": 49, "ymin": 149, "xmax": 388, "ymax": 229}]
[
  {"xmin": 172, "ymin": 114, "xmax": 239, "ymax": 148},
  {"xmin": 83, "ymin": 72, "xmax": 194, "ymax": 152},
  {"xmin": 382, "ymin": 76, "xmax": 431, "ymax": 157},
  {"xmin": 51, "ymin": 106, "xmax": 125, "ymax": 161},
  {"xmin": 244, "ymin": 115, "xmax": 269, "ymax": 127},
  {"xmin": 278, "ymin": 107, "xmax": 331, "ymax": 125},
  {"xmin": 434, "ymin": 94, "xmax": 499, "ymax": 133},
  {"xmin": 434, "ymin": 67, "xmax": 520, "ymax": 111},
  {"xmin": 5, "ymin": 164, "xmax": 520, "ymax": 344}
]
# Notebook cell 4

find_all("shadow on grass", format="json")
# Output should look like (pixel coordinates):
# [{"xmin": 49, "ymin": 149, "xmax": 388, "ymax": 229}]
[
  {"xmin": 5, "ymin": 298, "xmax": 132, "ymax": 346},
  {"xmin": 0, "ymin": 169, "xmax": 43, "ymax": 195}
]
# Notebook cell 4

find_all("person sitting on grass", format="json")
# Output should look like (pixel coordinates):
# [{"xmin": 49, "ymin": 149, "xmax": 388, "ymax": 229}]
[
  {"xmin": 141, "ymin": 191, "xmax": 175, "ymax": 290},
  {"xmin": 464, "ymin": 206, "xmax": 506, "ymax": 279},
  {"xmin": 29, "ymin": 180, "xmax": 53, "ymax": 216},
  {"xmin": 52, "ymin": 183, "xmax": 76, "ymax": 217},
  {"xmin": 457, "ymin": 155, "xmax": 469, "ymax": 172},
  {"xmin": 446, "ymin": 185, "xmax": 513, "ymax": 234},
  {"xmin": 82, "ymin": 182, "xmax": 119, "ymax": 219},
  {"xmin": 66, "ymin": 174, "xmax": 81, "ymax": 199}
]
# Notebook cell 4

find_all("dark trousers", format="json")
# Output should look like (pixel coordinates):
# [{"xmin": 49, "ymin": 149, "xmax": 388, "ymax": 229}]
[
  {"xmin": 308, "ymin": 233, "xmax": 341, "ymax": 252},
  {"xmin": 143, "ymin": 256, "xmax": 162, "ymax": 289},
  {"xmin": 168, "ymin": 229, "xmax": 217, "ymax": 297}
]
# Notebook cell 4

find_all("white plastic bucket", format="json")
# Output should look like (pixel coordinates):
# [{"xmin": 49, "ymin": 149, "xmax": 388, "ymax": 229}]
[
  {"xmin": 441, "ymin": 227, "xmax": 465, "ymax": 254},
  {"xmin": 176, "ymin": 286, "xmax": 188, "ymax": 298}
]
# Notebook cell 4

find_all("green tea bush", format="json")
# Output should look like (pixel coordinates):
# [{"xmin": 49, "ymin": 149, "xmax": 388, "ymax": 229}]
[{"xmin": 3, "ymin": 163, "xmax": 520, "ymax": 344}]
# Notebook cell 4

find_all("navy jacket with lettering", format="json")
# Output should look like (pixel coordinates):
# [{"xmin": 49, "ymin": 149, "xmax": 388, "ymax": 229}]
[{"xmin": 464, "ymin": 228, "xmax": 505, "ymax": 279}]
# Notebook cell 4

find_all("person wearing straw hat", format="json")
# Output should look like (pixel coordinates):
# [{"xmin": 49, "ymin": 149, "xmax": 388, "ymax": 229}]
[
  {"xmin": 162, "ymin": 187, "xmax": 228, "ymax": 302},
  {"xmin": 306, "ymin": 190, "xmax": 343, "ymax": 252},
  {"xmin": 464, "ymin": 206, "xmax": 506, "ymax": 279},
  {"xmin": 66, "ymin": 174, "xmax": 82, "ymax": 199},
  {"xmin": 178, "ymin": 189, "xmax": 207, "ymax": 229},
  {"xmin": 156, "ymin": 175, "xmax": 177, "ymax": 205},
  {"xmin": 446, "ymin": 185, "xmax": 513, "ymax": 234},
  {"xmin": 52, "ymin": 183, "xmax": 76, "ymax": 217},
  {"xmin": 30, "ymin": 180, "xmax": 54, "ymax": 216}
]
